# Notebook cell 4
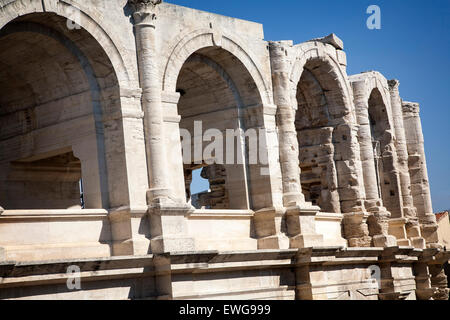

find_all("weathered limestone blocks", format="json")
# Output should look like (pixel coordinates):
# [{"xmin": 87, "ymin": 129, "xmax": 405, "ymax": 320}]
[
  {"xmin": 377, "ymin": 247, "xmax": 418, "ymax": 300},
  {"xmin": 298, "ymin": 127, "xmax": 340, "ymax": 212},
  {"xmin": 367, "ymin": 211, "xmax": 397, "ymax": 247},
  {"xmin": 286, "ymin": 205, "xmax": 323, "ymax": 248},
  {"xmin": 109, "ymin": 206, "xmax": 151, "ymax": 256},
  {"xmin": 413, "ymin": 260, "xmax": 435, "ymax": 300},
  {"xmin": 0, "ymin": 0, "xmax": 447, "ymax": 301},
  {"xmin": 332, "ymin": 123, "xmax": 366, "ymax": 214},
  {"xmin": 197, "ymin": 165, "xmax": 229, "ymax": 209},
  {"xmin": 253, "ymin": 205, "xmax": 323, "ymax": 250},
  {"xmin": 388, "ymin": 80, "xmax": 418, "ymax": 224},
  {"xmin": 402, "ymin": 101, "xmax": 439, "ymax": 248},
  {"xmin": 343, "ymin": 212, "xmax": 372, "ymax": 247},
  {"xmin": 389, "ymin": 218, "xmax": 412, "ymax": 247},
  {"xmin": 309, "ymin": 33, "xmax": 344, "ymax": 50},
  {"xmin": 253, "ymin": 207, "xmax": 290, "ymax": 249},
  {"xmin": 429, "ymin": 265, "xmax": 450, "ymax": 300},
  {"xmin": 417, "ymin": 249, "xmax": 450, "ymax": 300},
  {"xmin": 149, "ymin": 204, "xmax": 195, "ymax": 254}
]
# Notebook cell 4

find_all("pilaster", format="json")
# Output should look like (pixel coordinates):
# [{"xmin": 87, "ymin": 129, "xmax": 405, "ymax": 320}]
[
  {"xmin": 388, "ymin": 80, "xmax": 424, "ymax": 245},
  {"xmin": 128, "ymin": 0, "xmax": 194, "ymax": 253},
  {"xmin": 402, "ymin": 101, "xmax": 438, "ymax": 248}
]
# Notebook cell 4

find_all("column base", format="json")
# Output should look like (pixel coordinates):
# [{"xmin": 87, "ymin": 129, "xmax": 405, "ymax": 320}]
[
  {"xmin": 348, "ymin": 237, "xmax": 372, "ymax": 247},
  {"xmin": 373, "ymin": 235, "xmax": 397, "ymax": 248},
  {"xmin": 343, "ymin": 212, "xmax": 372, "ymax": 247},
  {"xmin": 397, "ymin": 239, "xmax": 412, "ymax": 246},
  {"xmin": 415, "ymin": 288, "xmax": 435, "ymax": 300},
  {"xmin": 406, "ymin": 224, "xmax": 426, "ymax": 249},
  {"xmin": 149, "ymin": 201, "xmax": 195, "ymax": 254},
  {"xmin": 257, "ymin": 235, "xmax": 290, "ymax": 250},
  {"xmin": 420, "ymin": 221, "xmax": 441, "ymax": 248},
  {"xmin": 151, "ymin": 236, "xmax": 195, "ymax": 253},
  {"xmin": 290, "ymin": 234, "xmax": 323, "ymax": 248},
  {"xmin": 286, "ymin": 204, "xmax": 323, "ymax": 248},
  {"xmin": 109, "ymin": 206, "xmax": 151, "ymax": 256},
  {"xmin": 253, "ymin": 204, "xmax": 324, "ymax": 249},
  {"xmin": 254, "ymin": 207, "xmax": 290, "ymax": 250},
  {"xmin": 388, "ymin": 218, "xmax": 410, "ymax": 247}
]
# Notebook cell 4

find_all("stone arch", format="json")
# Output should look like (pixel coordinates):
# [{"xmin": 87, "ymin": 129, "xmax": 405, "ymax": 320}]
[
  {"xmin": 361, "ymin": 72, "xmax": 395, "ymax": 131},
  {"xmin": 367, "ymin": 89, "xmax": 402, "ymax": 218},
  {"xmin": 0, "ymin": 0, "xmax": 133, "ymax": 88},
  {"xmin": 0, "ymin": 10, "xmax": 130, "ymax": 210},
  {"xmin": 162, "ymin": 28, "xmax": 271, "ymax": 106},
  {"xmin": 289, "ymin": 42, "xmax": 355, "ymax": 123},
  {"xmin": 170, "ymin": 39, "xmax": 272, "ymax": 210},
  {"xmin": 350, "ymin": 71, "xmax": 402, "ymax": 218},
  {"xmin": 290, "ymin": 42, "xmax": 365, "ymax": 214}
]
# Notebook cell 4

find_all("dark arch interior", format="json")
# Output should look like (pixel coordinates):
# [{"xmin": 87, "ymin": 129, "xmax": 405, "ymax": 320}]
[
  {"xmin": 295, "ymin": 59, "xmax": 351, "ymax": 213},
  {"xmin": 0, "ymin": 13, "xmax": 121, "ymax": 209},
  {"xmin": 367, "ymin": 88, "xmax": 400, "ymax": 216},
  {"xmin": 176, "ymin": 47, "xmax": 262, "ymax": 210}
]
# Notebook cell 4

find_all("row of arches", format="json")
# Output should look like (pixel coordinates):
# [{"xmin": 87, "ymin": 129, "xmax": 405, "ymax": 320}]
[{"xmin": 0, "ymin": 2, "xmax": 416, "ymax": 228}]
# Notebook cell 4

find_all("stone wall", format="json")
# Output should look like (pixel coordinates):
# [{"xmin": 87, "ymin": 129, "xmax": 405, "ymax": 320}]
[{"xmin": 0, "ymin": 0, "xmax": 447, "ymax": 300}]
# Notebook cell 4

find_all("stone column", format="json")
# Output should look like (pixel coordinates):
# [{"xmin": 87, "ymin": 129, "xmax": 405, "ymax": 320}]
[
  {"xmin": 352, "ymin": 80, "xmax": 396, "ymax": 247},
  {"xmin": 426, "ymin": 249, "xmax": 450, "ymax": 300},
  {"xmin": 129, "ymin": 0, "xmax": 173, "ymax": 205},
  {"xmin": 265, "ymin": 41, "xmax": 322, "ymax": 249},
  {"xmin": 388, "ymin": 80, "xmax": 424, "ymax": 247},
  {"xmin": 268, "ymin": 41, "xmax": 306, "ymax": 207},
  {"xmin": 402, "ymin": 101, "xmax": 439, "ymax": 248},
  {"xmin": 414, "ymin": 250, "xmax": 435, "ymax": 300},
  {"xmin": 352, "ymin": 81, "xmax": 383, "ymax": 210},
  {"xmin": 334, "ymin": 123, "xmax": 372, "ymax": 247},
  {"xmin": 129, "ymin": 0, "xmax": 194, "ymax": 253}
]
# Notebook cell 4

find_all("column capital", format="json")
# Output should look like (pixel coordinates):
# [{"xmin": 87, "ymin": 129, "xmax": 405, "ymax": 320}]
[
  {"xmin": 402, "ymin": 101, "xmax": 420, "ymax": 116},
  {"xmin": 388, "ymin": 79, "xmax": 400, "ymax": 91},
  {"xmin": 128, "ymin": 0, "xmax": 163, "ymax": 26}
]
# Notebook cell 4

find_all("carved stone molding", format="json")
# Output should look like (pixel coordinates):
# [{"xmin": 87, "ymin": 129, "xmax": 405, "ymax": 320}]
[{"xmin": 128, "ymin": 0, "xmax": 163, "ymax": 26}]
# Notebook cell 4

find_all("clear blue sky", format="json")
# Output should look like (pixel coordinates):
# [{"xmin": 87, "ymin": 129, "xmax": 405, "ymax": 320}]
[{"xmin": 168, "ymin": 0, "xmax": 450, "ymax": 212}]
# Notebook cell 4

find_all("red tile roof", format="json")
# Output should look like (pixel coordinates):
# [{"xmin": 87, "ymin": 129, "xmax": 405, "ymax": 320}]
[{"xmin": 436, "ymin": 211, "xmax": 449, "ymax": 223}]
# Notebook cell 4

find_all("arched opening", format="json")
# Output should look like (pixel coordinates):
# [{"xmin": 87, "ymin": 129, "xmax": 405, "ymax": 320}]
[
  {"xmin": 367, "ymin": 88, "xmax": 401, "ymax": 217},
  {"xmin": 0, "ymin": 13, "xmax": 122, "ymax": 210},
  {"xmin": 176, "ymin": 47, "xmax": 263, "ymax": 210},
  {"xmin": 295, "ymin": 58, "xmax": 353, "ymax": 213}
]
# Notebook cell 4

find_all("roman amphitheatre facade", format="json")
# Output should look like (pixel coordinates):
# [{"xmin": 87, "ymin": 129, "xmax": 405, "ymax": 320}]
[{"xmin": 0, "ymin": 0, "xmax": 448, "ymax": 300}]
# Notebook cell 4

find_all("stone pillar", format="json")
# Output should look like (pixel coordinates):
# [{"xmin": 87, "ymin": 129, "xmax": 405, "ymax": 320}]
[
  {"xmin": 334, "ymin": 123, "xmax": 372, "ymax": 247},
  {"xmin": 414, "ymin": 250, "xmax": 435, "ymax": 300},
  {"xmin": 388, "ymin": 80, "xmax": 424, "ymax": 247},
  {"xmin": 352, "ymin": 81, "xmax": 383, "ymax": 210},
  {"xmin": 352, "ymin": 80, "xmax": 396, "ymax": 248},
  {"xmin": 427, "ymin": 249, "xmax": 450, "ymax": 300},
  {"xmin": 129, "ymin": 0, "xmax": 173, "ymax": 205},
  {"xmin": 265, "ymin": 41, "xmax": 322, "ymax": 249},
  {"xmin": 402, "ymin": 102, "xmax": 439, "ymax": 248},
  {"xmin": 129, "ymin": 0, "xmax": 193, "ymax": 253},
  {"xmin": 268, "ymin": 41, "xmax": 306, "ymax": 207},
  {"xmin": 429, "ymin": 265, "xmax": 450, "ymax": 300}
]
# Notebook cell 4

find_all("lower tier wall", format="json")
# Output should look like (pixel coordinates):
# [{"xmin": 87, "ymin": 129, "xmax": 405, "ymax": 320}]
[{"xmin": 0, "ymin": 248, "xmax": 448, "ymax": 300}]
